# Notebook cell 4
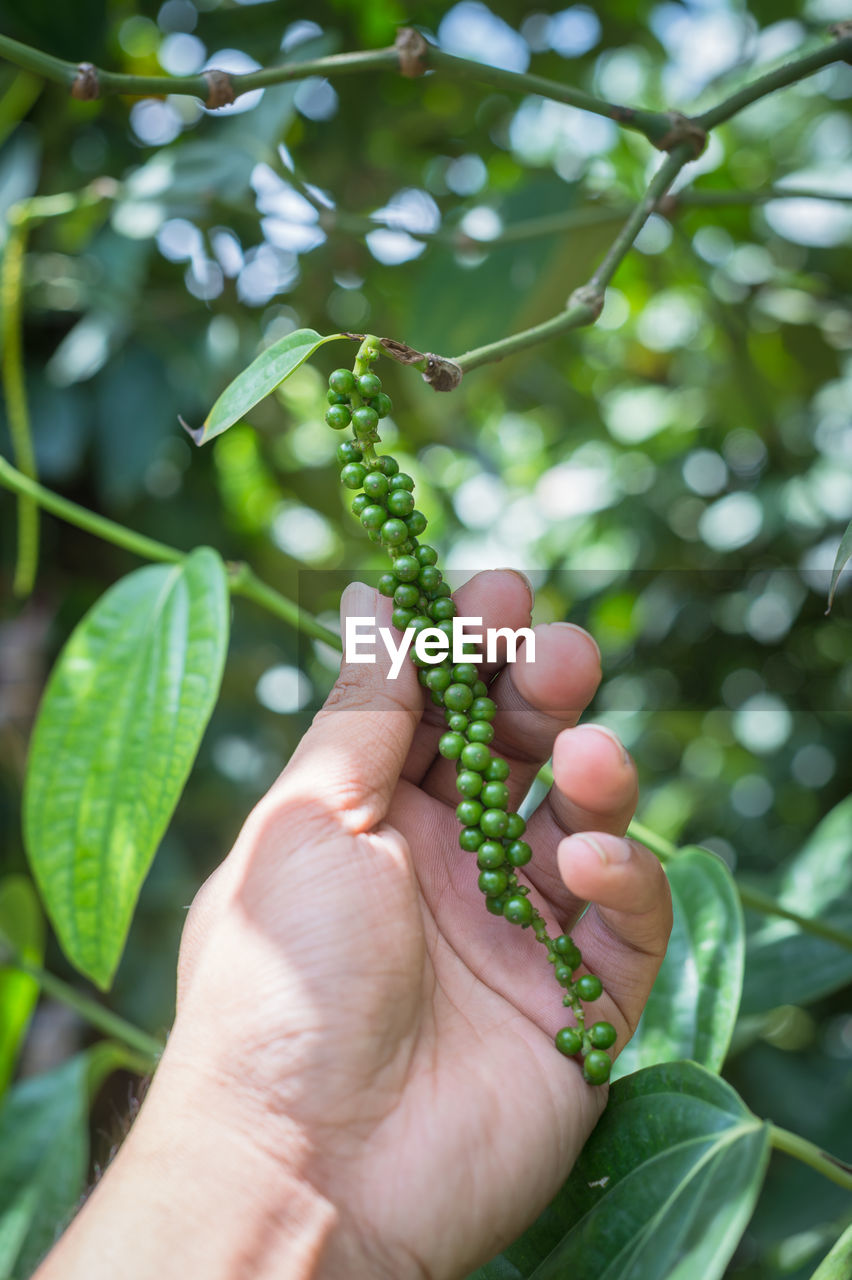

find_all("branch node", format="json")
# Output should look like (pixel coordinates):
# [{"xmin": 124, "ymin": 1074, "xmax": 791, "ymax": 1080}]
[
  {"xmin": 421, "ymin": 354, "xmax": 463, "ymax": 392},
  {"xmin": 395, "ymin": 27, "xmax": 429, "ymax": 78},
  {"xmin": 830, "ymin": 22, "xmax": 852, "ymax": 62},
  {"xmin": 71, "ymin": 63, "xmax": 99, "ymax": 101},
  {"xmin": 656, "ymin": 192, "xmax": 679, "ymax": 219},
  {"xmin": 655, "ymin": 111, "xmax": 707, "ymax": 158},
  {"xmin": 204, "ymin": 69, "xmax": 236, "ymax": 109},
  {"xmin": 567, "ymin": 284, "xmax": 604, "ymax": 321}
]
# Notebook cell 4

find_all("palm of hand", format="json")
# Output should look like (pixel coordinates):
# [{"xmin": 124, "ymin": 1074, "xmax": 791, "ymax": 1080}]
[{"xmin": 169, "ymin": 572, "xmax": 670, "ymax": 1280}]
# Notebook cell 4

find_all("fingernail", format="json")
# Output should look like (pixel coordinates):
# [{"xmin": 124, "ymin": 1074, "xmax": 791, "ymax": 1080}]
[
  {"xmin": 340, "ymin": 581, "xmax": 376, "ymax": 624},
  {"xmin": 496, "ymin": 567, "xmax": 535, "ymax": 605},
  {"xmin": 576, "ymin": 723, "xmax": 631, "ymax": 767},
  {"xmin": 577, "ymin": 834, "xmax": 631, "ymax": 864},
  {"xmin": 550, "ymin": 622, "xmax": 601, "ymax": 665}
]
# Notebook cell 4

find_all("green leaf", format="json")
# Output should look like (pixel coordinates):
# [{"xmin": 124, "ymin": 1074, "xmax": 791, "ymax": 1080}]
[
  {"xmin": 741, "ymin": 796, "xmax": 852, "ymax": 1016},
  {"xmin": 191, "ymin": 328, "xmax": 350, "ymax": 444},
  {"xmin": 0, "ymin": 877, "xmax": 44, "ymax": 1098},
  {"xmin": 0, "ymin": 1044, "xmax": 130, "ymax": 1280},
  {"xmin": 826, "ymin": 519, "xmax": 852, "ymax": 612},
  {"xmin": 809, "ymin": 1222, "xmax": 852, "ymax": 1279},
  {"xmin": 23, "ymin": 548, "xmax": 229, "ymax": 989},
  {"xmin": 0, "ymin": 1053, "xmax": 88, "ymax": 1279},
  {"xmin": 613, "ymin": 847, "xmax": 744, "ymax": 1079},
  {"xmin": 471, "ymin": 1063, "xmax": 770, "ymax": 1280}
]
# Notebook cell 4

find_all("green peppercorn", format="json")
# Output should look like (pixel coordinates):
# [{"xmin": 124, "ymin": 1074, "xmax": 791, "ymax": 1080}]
[
  {"xmin": 555, "ymin": 1027, "xmax": 583, "ymax": 1057},
  {"xmin": 394, "ymin": 583, "xmax": 420, "ymax": 610},
  {"xmin": 419, "ymin": 566, "xmax": 443, "ymax": 594},
  {"xmin": 352, "ymin": 406, "xmax": 379, "ymax": 434},
  {"xmin": 554, "ymin": 936, "xmax": 582, "ymax": 971},
  {"xmin": 409, "ymin": 613, "xmax": 432, "ymax": 632},
  {"xmin": 505, "ymin": 840, "xmax": 531, "ymax": 867},
  {"xmin": 583, "ymin": 1051, "xmax": 612, "ymax": 1085},
  {"xmin": 485, "ymin": 895, "xmax": 506, "ymax": 916},
  {"xmin": 576, "ymin": 974, "xmax": 603, "ymax": 1002},
  {"xmin": 392, "ymin": 607, "xmax": 414, "ymax": 630},
  {"xmin": 381, "ymin": 519, "xmax": 408, "ymax": 546},
  {"xmin": 478, "ymin": 869, "xmax": 509, "ymax": 897},
  {"xmin": 393, "ymin": 554, "xmax": 419, "ymax": 581},
  {"xmin": 506, "ymin": 812, "xmax": 526, "ymax": 839},
  {"xmin": 481, "ymin": 781, "xmax": 509, "ymax": 810},
  {"xmin": 406, "ymin": 511, "xmax": 427, "ymax": 536},
  {"xmin": 351, "ymin": 494, "xmax": 371, "ymax": 517},
  {"xmin": 389, "ymin": 473, "xmax": 414, "ymax": 492},
  {"xmin": 479, "ymin": 808, "xmax": 508, "ymax": 838},
  {"xmin": 476, "ymin": 840, "xmax": 505, "ymax": 869},
  {"xmin": 328, "ymin": 389, "xmax": 348, "ymax": 406},
  {"xmin": 429, "ymin": 598, "xmax": 456, "ymax": 621},
  {"xmin": 467, "ymin": 721, "xmax": 494, "ymax": 744},
  {"xmin": 472, "ymin": 681, "xmax": 488, "ymax": 699},
  {"xmin": 337, "ymin": 441, "xmax": 362, "ymax": 465},
  {"xmin": 439, "ymin": 732, "xmax": 466, "ymax": 760},
  {"xmin": 373, "ymin": 392, "xmax": 393, "ymax": 419},
  {"xmin": 326, "ymin": 404, "xmax": 352, "ymax": 430},
  {"xmin": 387, "ymin": 490, "xmax": 416, "ymax": 517},
  {"xmin": 456, "ymin": 799, "xmax": 483, "ymax": 826},
  {"xmin": 444, "ymin": 684, "xmax": 474, "ymax": 713},
  {"xmin": 329, "ymin": 368, "xmax": 356, "ymax": 395},
  {"xmin": 446, "ymin": 712, "xmax": 468, "ymax": 733},
  {"xmin": 360, "ymin": 505, "xmax": 386, "ymax": 531},
  {"xmin": 452, "ymin": 663, "xmax": 478, "ymax": 686},
  {"xmin": 456, "ymin": 770, "xmax": 483, "ymax": 798},
  {"xmin": 426, "ymin": 667, "xmax": 452, "ymax": 693},
  {"xmin": 377, "ymin": 573, "xmax": 398, "ymax": 598},
  {"xmin": 340, "ymin": 463, "xmax": 366, "ymax": 489},
  {"xmin": 503, "ymin": 895, "xmax": 534, "ymax": 926},
  {"xmin": 485, "ymin": 757, "xmax": 510, "ymax": 782},
  {"xmin": 460, "ymin": 742, "xmax": 491, "ymax": 772},
  {"xmin": 373, "ymin": 455, "xmax": 399, "ymax": 476},
  {"xmin": 554, "ymin": 963, "xmax": 573, "ymax": 986},
  {"xmin": 589, "ymin": 1021, "xmax": 617, "ymax": 1050},
  {"xmin": 436, "ymin": 619, "xmax": 455, "ymax": 640},
  {"xmin": 459, "ymin": 826, "xmax": 485, "ymax": 852},
  {"xmin": 417, "ymin": 546, "xmax": 438, "ymax": 566},
  {"xmin": 362, "ymin": 472, "xmax": 387, "ymax": 500},
  {"xmin": 470, "ymin": 697, "xmax": 496, "ymax": 723},
  {"xmin": 358, "ymin": 372, "xmax": 382, "ymax": 398}
]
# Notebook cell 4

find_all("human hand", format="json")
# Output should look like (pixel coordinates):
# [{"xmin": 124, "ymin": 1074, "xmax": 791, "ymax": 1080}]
[{"xmin": 40, "ymin": 569, "xmax": 671, "ymax": 1280}]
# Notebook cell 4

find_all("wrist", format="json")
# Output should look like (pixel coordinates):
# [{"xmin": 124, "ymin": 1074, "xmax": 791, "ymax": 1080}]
[{"xmin": 35, "ymin": 1055, "xmax": 337, "ymax": 1280}]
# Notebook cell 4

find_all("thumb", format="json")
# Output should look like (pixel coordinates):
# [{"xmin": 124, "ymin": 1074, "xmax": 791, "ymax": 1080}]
[{"xmin": 265, "ymin": 582, "xmax": 422, "ymax": 833}]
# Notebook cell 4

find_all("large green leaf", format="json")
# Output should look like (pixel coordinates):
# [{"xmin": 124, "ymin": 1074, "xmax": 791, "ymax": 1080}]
[
  {"xmin": 0, "ymin": 1044, "xmax": 130, "ymax": 1279},
  {"xmin": 809, "ymin": 1222, "xmax": 852, "ymax": 1279},
  {"xmin": 23, "ymin": 548, "xmax": 229, "ymax": 988},
  {"xmin": 0, "ymin": 877, "xmax": 44, "ymax": 1097},
  {"xmin": 614, "ymin": 847, "xmax": 744, "ymax": 1080},
  {"xmin": 741, "ymin": 796, "xmax": 852, "ymax": 1016},
  {"xmin": 470, "ymin": 1063, "xmax": 770, "ymax": 1280},
  {"xmin": 191, "ymin": 328, "xmax": 350, "ymax": 444}
]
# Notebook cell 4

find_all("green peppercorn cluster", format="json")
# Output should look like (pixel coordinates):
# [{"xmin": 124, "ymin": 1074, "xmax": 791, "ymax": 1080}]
[{"xmin": 325, "ymin": 340, "xmax": 615, "ymax": 1086}]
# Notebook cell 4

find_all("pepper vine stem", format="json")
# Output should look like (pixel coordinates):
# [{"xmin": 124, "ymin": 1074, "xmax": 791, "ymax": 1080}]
[
  {"xmin": 0, "ymin": 455, "xmax": 342, "ymax": 650},
  {"xmin": 0, "ymin": 942, "xmax": 163, "ymax": 1068},
  {"xmin": 770, "ymin": 1124, "xmax": 852, "ymax": 1192}
]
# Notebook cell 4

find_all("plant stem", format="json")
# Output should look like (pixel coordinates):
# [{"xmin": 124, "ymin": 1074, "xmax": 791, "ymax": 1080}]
[
  {"xmin": 1, "ymin": 218, "xmax": 38, "ymax": 596},
  {"xmin": 737, "ymin": 885, "xmax": 852, "ymax": 952},
  {"xmin": 453, "ymin": 146, "xmax": 692, "ymax": 372},
  {"xmin": 678, "ymin": 184, "xmax": 852, "ymax": 208},
  {"xmin": 589, "ymin": 147, "xmax": 692, "ymax": 292},
  {"xmin": 770, "ymin": 1124, "xmax": 852, "ymax": 1192},
  {"xmin": 696, "ymin": 34, "xmax": 852, "ymax": 130},
  {"xmin": 1, "ymin": 948, "xmax": 163, "ymax": 1067},
  {"xmin": 0, "ymin": 455, "xmax": 341, "ymax": 649},
  {"xmin": 426, "ymin": 47, "xmax": 673, "ymax": 144},
  {"xmin": 627, "ymin": 819, "xmax": 677, "ymax": 863}
]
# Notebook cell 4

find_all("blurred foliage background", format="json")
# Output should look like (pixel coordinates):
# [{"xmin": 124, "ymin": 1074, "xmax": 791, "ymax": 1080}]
[{"xmin": 0, "ymin": 0, "xmax": 850, "ymax": 1275}]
